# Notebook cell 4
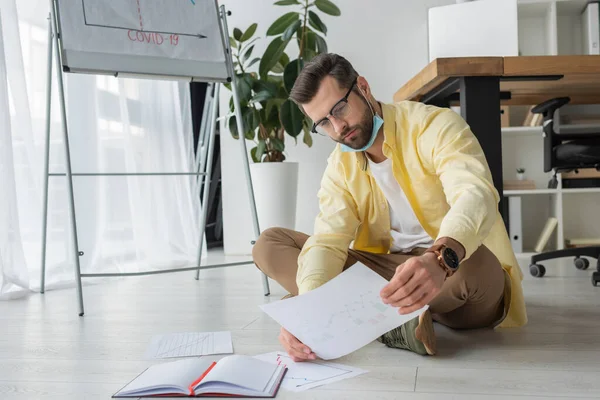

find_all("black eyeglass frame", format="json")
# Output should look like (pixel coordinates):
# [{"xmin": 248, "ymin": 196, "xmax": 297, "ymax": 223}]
[{"xmin": 310, "ymin": 78, "xmax": 358, "ymax": 134}]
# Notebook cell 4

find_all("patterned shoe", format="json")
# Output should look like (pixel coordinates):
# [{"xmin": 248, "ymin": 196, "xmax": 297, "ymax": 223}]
[{"xmin": 377, "ymin": 309, "xmax": 436, "ymax": 355}]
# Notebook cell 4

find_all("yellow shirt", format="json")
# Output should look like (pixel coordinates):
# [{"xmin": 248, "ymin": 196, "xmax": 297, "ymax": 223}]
[{"xmin": 297, "ymin": 101, "xmax": 527, "ymax": 329}]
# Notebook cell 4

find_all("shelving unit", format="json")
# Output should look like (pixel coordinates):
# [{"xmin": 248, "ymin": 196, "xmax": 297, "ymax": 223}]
[
  {"xmin": 503, "ymin": 0, "xmax": 600, "ymax": 259},
  {"xmin": 428, "ymin": 0, "xmax": 600, "ymax": 260}
]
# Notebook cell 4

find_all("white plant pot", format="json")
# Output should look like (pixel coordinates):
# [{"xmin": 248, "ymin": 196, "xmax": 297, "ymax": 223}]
[
  {"xmin": 250, "ymin": 162, "xmax": 299, "ymax": 232},
  {"xmin": 517, "ymin": 172, "xmax": 525, "ymax": 180}
]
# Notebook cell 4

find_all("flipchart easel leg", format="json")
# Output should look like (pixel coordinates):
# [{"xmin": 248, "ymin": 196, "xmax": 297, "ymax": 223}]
[
  {"xmin": 40, "ymin": 13, "xmax": 53, "ymax": 294},
  {"xmin": 219, "ymin": 7, "xmax": 270, "ymax": 296},
  {"xmin": 49, "ymin": 1, "xmax": 85, "ymax": 316},
  {"xmin": 194, "ymin": 82, "xmax": 219, "ymax": 280}
]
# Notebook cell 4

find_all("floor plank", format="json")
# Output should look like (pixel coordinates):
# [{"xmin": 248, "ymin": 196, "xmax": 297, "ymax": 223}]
[{"xmin": 416, "ymin": 366, "xmax": 600, "ymax": 398}]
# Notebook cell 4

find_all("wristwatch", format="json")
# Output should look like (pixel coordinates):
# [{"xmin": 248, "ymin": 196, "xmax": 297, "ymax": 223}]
[{"xmin": 425, "ymin": 244, "xmax": 460, "ymax": 277}]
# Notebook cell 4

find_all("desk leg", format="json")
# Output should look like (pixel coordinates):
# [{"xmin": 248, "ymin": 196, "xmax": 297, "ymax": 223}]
[{"xmin": 459, "ymin": 77, "xmax": 505, "ymax": 219}]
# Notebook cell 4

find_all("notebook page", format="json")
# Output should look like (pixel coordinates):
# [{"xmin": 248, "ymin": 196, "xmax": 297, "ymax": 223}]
[
  {"xmin": 196, "ymin": 355, "xmax": 278, "ymax": 393},
  {"xmin": 119, "ymin": 358, "xmax": 214, "ymax": 396}
]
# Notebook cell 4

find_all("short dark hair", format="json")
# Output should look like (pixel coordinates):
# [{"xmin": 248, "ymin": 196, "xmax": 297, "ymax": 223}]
[{"xmin": 289, "ymin": 53, "xmax": 359, "ymax": 107}]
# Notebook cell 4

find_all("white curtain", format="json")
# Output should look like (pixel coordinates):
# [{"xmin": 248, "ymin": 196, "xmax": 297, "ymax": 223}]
[{"xmin": 0, "ymin": 0, "xmax": 204, "ymax": 300}]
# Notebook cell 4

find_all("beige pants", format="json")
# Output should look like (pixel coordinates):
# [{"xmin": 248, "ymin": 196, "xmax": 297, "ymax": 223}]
[{"xmin": 253, "ymin": 227, "xmax": 507, "ymax": 330}]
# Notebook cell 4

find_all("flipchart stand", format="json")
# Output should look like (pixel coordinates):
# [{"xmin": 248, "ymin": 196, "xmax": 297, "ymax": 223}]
[{"xmin": 40, "ymin": 0, "xmax": 270, "ymax": 316}]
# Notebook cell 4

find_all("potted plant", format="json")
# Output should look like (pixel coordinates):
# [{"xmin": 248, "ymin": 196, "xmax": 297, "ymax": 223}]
[
  {"xmin": 225, "ymin": 0, "xmax": 341, "ymax": 230},
  {"xmin": 516, "ymin": 168, "xmax": 526, "ymax": 180}
]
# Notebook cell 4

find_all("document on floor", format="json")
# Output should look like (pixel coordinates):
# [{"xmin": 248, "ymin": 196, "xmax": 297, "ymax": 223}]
[
  {"xmin": 144, "ymin": 331, "xmax": 233, "ymax": 359},
  {"xmin": 253, "ymin": 351, "xmax": 367, "ymax": 392},
  {"xmin": 259, "ymin": 263, "xmax": 428, "ymax": 360}
]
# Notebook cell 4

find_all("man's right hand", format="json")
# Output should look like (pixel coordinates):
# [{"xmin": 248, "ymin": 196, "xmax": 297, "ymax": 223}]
[{"xmin": 279, "ymin": 327, "xmax": 317, "ymax": 362}]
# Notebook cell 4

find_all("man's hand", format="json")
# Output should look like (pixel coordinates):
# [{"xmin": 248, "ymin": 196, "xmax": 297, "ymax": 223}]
[
  {"xmin": 279, "ymin": 327, "xmax": 317, "ymax": 362},
  {"xmin": 380, "ymin": 253, "xmax": 446, "ymax": 314}
]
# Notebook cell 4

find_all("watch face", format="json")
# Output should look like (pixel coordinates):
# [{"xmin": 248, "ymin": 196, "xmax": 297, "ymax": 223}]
[{"xmin": 443, "ymin": 248, "xmax": 460, "ymax": 270}]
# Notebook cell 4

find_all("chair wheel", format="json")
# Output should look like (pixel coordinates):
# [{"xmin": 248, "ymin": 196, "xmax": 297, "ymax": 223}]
[
  {"xmin": 592, "ymin": 272, "xmax": 600, "ymax": 287},
  {"xmin": 530, "ymin": 264, "xmax": 546, "ymax": 278},
  {"xmin": 593, "ymin": 272, "xmax": 600, "ymax": 287},
  {"xmin": 574, "ymin": 257, "xmax": 590, "ymax": 270}
]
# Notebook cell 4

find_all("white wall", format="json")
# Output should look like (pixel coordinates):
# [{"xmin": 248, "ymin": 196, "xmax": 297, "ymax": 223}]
[{"xmin": 219, "ymin": 0, "xmax": 454, "ymax": 255}]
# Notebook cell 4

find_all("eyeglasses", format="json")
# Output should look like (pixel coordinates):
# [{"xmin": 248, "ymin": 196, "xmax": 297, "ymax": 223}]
[{"xmin": 311, "ymin": 78, "xmax": 357, "ymax": 135}]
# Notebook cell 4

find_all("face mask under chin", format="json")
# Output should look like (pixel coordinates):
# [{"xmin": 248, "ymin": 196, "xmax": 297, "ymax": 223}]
[{"xmin": 340, "ymin": 113, "xmax": 383, "ymax": 153}]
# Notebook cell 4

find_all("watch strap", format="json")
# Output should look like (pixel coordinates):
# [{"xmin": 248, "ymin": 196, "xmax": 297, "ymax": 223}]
[{"xmin": 424, "ymin": 244, "xmax": 457, "ymax": 278}]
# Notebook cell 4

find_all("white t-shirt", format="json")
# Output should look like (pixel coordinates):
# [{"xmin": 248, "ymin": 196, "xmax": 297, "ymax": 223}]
[{"xmin": 368, "ymin": 157, "xmax": 434, "ymax": 253}]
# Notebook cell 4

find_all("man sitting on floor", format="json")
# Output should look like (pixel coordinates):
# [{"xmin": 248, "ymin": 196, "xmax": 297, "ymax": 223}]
[{"xmin": 252, "ymin": 53, "xmax": 527, "ymax": 362}]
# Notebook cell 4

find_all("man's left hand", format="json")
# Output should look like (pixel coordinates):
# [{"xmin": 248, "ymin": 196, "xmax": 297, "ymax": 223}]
[{"xmin": 380, "ymin": 252, "xmax": 446, "ymax": 314}]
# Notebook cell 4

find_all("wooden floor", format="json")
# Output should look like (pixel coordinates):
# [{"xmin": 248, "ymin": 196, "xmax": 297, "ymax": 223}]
[{"xmin": 1, "ymin": 250, "xmax": 599, "ymax": 399}]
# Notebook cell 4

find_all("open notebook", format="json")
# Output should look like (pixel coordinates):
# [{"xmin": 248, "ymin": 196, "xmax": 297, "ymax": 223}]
[{"xmin": 112, "ymin": 355, "xmax": 287, "ymax": 398}]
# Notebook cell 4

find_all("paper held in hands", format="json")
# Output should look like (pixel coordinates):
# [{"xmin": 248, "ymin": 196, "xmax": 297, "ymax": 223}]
[{"xmin": 259, "ymin": 263, "xmax": 429, "ymax": 360}]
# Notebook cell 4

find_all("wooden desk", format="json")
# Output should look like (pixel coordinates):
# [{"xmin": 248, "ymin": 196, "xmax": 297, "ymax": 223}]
[{"xmin": 394, "ymin": 55, "xmax": 600, "ymax": 218}]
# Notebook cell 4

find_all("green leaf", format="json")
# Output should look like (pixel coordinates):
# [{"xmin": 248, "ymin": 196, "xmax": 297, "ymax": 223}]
[
  {"xmin": 253, "ymin": 79, "xmax": 278, "ymax": 97},
  {"xmin": 267, "ymin": 12, "xmax": 299, "ymax": 36},
  {"xmin": 280, "ymin": 99, "xmax": 303, "ymax": 137},
  {"xmin": 304, "ymin": 31, "xmax": 317, "ymax": 52},
  {"xmin": 315, "ymin": 33, "xmax": 327, "ymax": 54},
  {"xmin": 235, "ymin": 74, "xmax": 253, "ymax": 106},
  {"xmin": 251, "ymin": 147, "xmax": 260, "ymax": 163},
  {"xmin": 259, "ymin": 37, "xmax": 289, "ymax": 79},
  {"xmin": 247, "ymin": 57, "xmax": 260, "ymax": 69},
  {"xmin": 283, "ymin": 19, "xmax": 301, "ymax": 41},
  {"xmin": 251, "ymin": 90, "xmax": 274, "ymax": 104},
  {"xmin": 308, "ymin": 11, "xmax": 327, "ymax": 35},
  {"xmin": 240, "ymin": 23, "xmax": 257, "ymax": 42},
  {"xmin": 303, "ymin": 48, "xmax": 317, "ymax": 62},
  {"xmin": 229, "ymin": 37, "xmax": 237, "ymax": 49},
  {"xmin": 265, "ymin": 101, "xmax": 281, "ymax": 131},
  {"xmin": 256, "ymin": 140, "xmax": 267, "ymax": 162},
  {"xmin": 277, "ymin": 81, "xmax": 289, "ymax": 98},
  {"xmin": 271, "ymin": 62, "xmax": 285, "ymax": 74},
  {"xmin": 271, "ymin": 137, "xmax": 285, "ymax": 152},
  {"xmin": 315, "ymin": 0, "xmax": 341, "ymax": 16},
  {"xmin": 228, "ymin": 116, "xmax": 239, "ymax": 139},
  {"xmin": 303, "ymin": 128, "xmax": 313, "ymax": 147},
  {"xmin": 265, "ymin": 99, "xmax": 284, "ymax": 125},
  {"xmin": 243, "ymin": 45, "xmax": 254, "ymax": 62},
  {"xmin": 274, "ymin": 0, "xmax": 299, "ymax": 5},
  {"xmin": 243, "ymin": 108, "xmax": 259, "ymax": 140},
  {"xmin": 233, "ymin": 28, "xmax": 243, "ymax": 41},
  {"xmin": 283, "ymin": 58, "xmax": 304, "ymax": 93},
  {"xmin": 279, "ymin": 52, "xmax": 290, "ymax": 68}
]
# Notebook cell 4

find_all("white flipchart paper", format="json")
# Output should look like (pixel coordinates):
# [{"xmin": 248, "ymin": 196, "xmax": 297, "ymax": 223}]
[{"xmin": 259, "ymin": 263, "xmax": 428, "ymax": 360}]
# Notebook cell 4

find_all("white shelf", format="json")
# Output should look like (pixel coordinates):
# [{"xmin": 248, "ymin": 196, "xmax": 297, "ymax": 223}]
[
  {"xmin": 505, "ymin": 188, "xmax": 600, "ymax": 195},
  {"xmin": 555, "ymin": 0, "xmax": 590, "ymax": 15},
  {"xmin": 502, "ymin": 126, "xmax": 542, "ymax": 136},
  {"xmin": 518, "ymin": 0, "xmax": 588, "ymax": 16},
  {"xmin": 561, "ymin": 187, "xmax": 600, "ymax": 194},
  {"xmin": 504, "ymin": 189, "xmax": 558, "ymax": 195},
  {"xmin": 517, "ymin": 0, "xmax": 553, "ymax": 18}
]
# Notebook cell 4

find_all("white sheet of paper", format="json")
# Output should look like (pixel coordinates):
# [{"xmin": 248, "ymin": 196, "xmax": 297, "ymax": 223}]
[
  {"xmin": 253, "ymin": 351, "xmax": 367, "ymax": 392},
  {"xmin": 144, "ymin": 331, "xmax": 233, "ymax": 359},
  {"xmin": 259, "ymin": 263, "xmax": 428, "ymax": 360}
]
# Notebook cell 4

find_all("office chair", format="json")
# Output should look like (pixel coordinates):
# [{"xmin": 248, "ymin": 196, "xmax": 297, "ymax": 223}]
[{"xmin": 526, "ymin": 96, "xmax": 600, "ymax": 286}]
